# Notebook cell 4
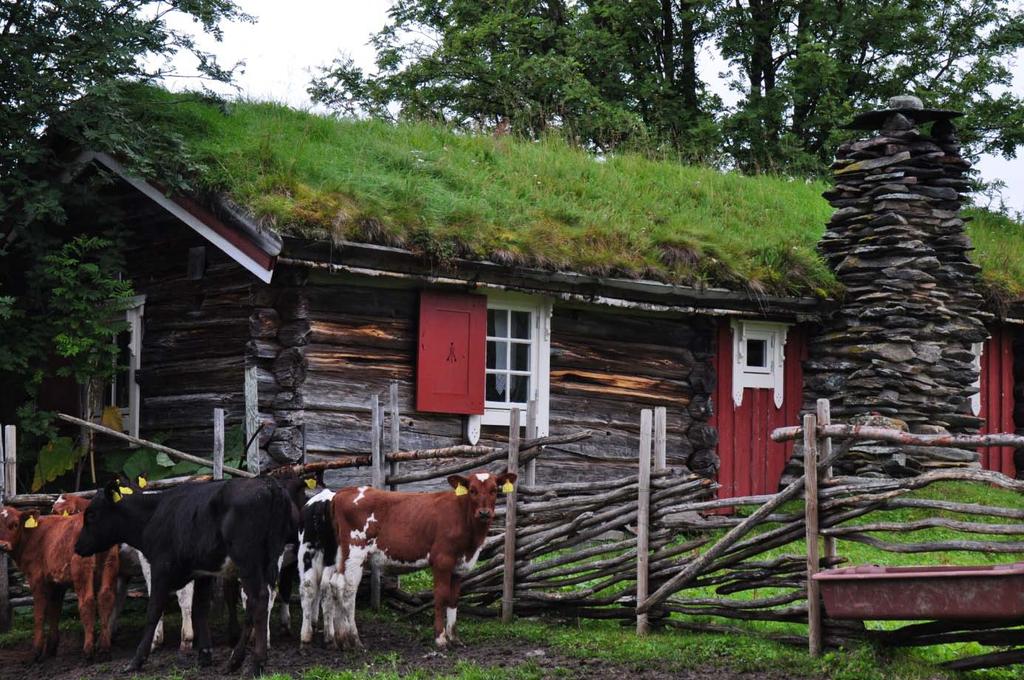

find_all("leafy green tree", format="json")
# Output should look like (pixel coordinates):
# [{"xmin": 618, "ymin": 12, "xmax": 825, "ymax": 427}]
[
  {"xmin": 309, "ymin": 0, "xmax": 723, "ymax": 159},
  {"xmin": 1, "ymin": 1, "xmax": 246, "ymax": 488},
  {"xmin": 718, "ymin": 0, "xmax": 1024, "ymax": 173}
]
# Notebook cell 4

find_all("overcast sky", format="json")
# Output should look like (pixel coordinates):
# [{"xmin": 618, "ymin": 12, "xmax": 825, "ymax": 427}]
[{"xmin": 153, "ymin": 0, "xmax": 1024, "ymax": 215}]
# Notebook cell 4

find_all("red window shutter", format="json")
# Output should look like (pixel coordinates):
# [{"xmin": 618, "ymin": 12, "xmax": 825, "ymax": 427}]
[{"xmin": 417, "ymin": 290, "xmax": 486, "ymax": 414}]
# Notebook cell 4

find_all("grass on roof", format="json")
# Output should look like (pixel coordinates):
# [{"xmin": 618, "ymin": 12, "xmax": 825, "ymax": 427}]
[{"xmin": 119, "ymin": 86, "xmax": 1024, "ymax": 301}]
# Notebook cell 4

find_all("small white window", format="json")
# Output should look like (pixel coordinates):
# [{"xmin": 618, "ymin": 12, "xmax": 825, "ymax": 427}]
[
  {"xmin": 731, "ymin": 320, "xmax": 789, "ymax": 408},
  {"xmin": 971, "ymin": 341, "xmax": 984, "ymax": 417},
  {"xmin": 478, "ymin": 292, "xmax": 551, "ymax": 434},
  {"xmin": 102, "ymin": 295, "xmax": 145, "ymax": 438}
]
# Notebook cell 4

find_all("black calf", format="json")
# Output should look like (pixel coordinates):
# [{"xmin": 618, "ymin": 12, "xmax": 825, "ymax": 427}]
[{"xmin": 75, "ymin": 476, "xmax": 296, "ymax": 676}]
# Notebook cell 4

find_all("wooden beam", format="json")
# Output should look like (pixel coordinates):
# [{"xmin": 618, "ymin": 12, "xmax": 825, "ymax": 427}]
[
  {"xmin": 804, "ymin": 413, "xmax": 822, "ymax": 657},
  {"xmin": 636, "ymin": 409, "xmax": 653, "ymax": 635},
  {"xmin": 502, "ymin": 408, "xmax": 521, "ymax": 624},
  {"xmin": 213, "ymin": 408, "xmax": 225, "ymax": 481},
  {"xmin": 245, "ymin": 364, "xmax": 260, "ymax": 474},
  {"xmin": 55, "ymin": 413, "xmax": 253, "ymax": 478},
  {"xmin": 772, "ymin": 423, "xmax": 1024, "ymax": 449},
  {"xmin": 370, "ymin": 395, "xmax": 384, "ymax": 611}
]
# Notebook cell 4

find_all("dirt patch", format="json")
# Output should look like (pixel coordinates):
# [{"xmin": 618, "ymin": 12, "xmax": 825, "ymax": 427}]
[{"xmin": 0, "ymin": 604, "xmax": 801, "ymax": 679}]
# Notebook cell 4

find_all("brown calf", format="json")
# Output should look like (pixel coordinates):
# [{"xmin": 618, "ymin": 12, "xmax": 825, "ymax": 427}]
[
  {"xmin": 330, "ymin": 470, "xmax": 516, "ymax": 649},
  {"xmin": 0, "ymin": 506, "xmax": 119, "ymax": 660}
]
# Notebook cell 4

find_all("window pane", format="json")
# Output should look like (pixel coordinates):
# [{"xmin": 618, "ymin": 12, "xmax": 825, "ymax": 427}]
[
  {"xmin": 511, "ymin": 311, "xmax": 531, "ymax": 339},
  {"xmin": 488, "ymin": 308, "xmax": 508, "ymax": 338},
  {"xmin": 510, "ymin": 375, "xmax": 530, "ymax": 403},
  {"xmin": 487, "ymin": 373, "xmax": 508, "ymax": 402},
  {"xmin": 512, "ymin": 342, "xmax": 530, "ymax": 371},
  {"xmin": 487, "ymin": 340, "xmax": 509, "ymax": 370},
  {"xmin": 746, "ymin": 338, "xmax": 767, "ymax": 368}
]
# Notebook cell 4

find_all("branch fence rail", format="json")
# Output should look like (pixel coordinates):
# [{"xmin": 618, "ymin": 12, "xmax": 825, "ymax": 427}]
[{"xmin": 3, "ymin": 393, "xmax": 1024, "ymax": 670}]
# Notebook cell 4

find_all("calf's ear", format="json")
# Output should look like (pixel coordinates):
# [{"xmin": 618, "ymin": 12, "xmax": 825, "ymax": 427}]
[
  {"xmin": 447, "ymin": 475, "xmax": 470, "ymax": 496},
  {"xmin": 105, "ymin": 479, "xmax": 126, "ymax": 503},
  {"xmin": 497, "ymin": 472, "xmax": 518, "ymax": 493},
  {"xmin": 23, "ymin": 512, "xmax": 40, "ymax": 529}
]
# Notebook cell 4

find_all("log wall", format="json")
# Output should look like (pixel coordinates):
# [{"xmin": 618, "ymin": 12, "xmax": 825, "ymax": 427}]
[
  {"xmin": 123, "ymin": 225, "xmax": 250, "ymax": 455},
  {"xmin": 253, "ymin": 269, "xmax": 716, "ymax": 488}
]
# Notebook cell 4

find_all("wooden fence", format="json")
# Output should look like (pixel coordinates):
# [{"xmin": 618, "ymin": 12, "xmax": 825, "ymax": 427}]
[{"xmin": 5, "ymin": 392, "xmax": 1024, "ymax": 670}]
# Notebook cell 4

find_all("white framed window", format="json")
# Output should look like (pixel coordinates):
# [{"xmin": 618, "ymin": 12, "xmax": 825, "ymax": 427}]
[
  {"xmin": 971, "ymin": 341, "xmax": 984, "ymax": 417},
  {"xmin": 731, "ymin": 319, "xmax": 789, "ymax": 408},
  {"xmin": 102, "ymin": 295, "xmax": 145, "ymax": 438},
  {"xmin": 478, "ymin": 292, "xmax": 551, "ymax": 434}
]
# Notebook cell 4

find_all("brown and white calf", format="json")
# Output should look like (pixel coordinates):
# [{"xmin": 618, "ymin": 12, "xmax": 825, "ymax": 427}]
[
  {"xmin": 330, "ymin": 470, "xmax": 516, "ymax": 649},
  {"xmin": 0, "ymin": 506, "xmax": 119, "ymax": 660},
  {"xmin": 53, "ymin": 493, "xmax": 195, "ymax": 651}
]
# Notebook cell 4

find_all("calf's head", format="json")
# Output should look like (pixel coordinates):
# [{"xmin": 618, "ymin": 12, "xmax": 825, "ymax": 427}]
[
  {"xmin": 74, "ymin": 479, "xmax": 138, "ymax": 556},
  {"xmin": 52, "ymin": 493, "xmax": 90, "ymax": 516},
  {"xmin": 448, "ymin": 471, "xmax": 517, "ymax": 523},
  {"xmin": 0, "ymin": 507, "xmax": 39, "ymax": 553}
]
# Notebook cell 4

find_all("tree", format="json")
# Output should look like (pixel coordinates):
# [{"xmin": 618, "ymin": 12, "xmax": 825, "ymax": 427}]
[
  {"xmin": 0, "ymin": 0, "xmax": 249, "ymax": 246},
  {"xmin": 309, "ymin": 0, "xmax": 723, "ymax": 159},
  {"xmin": 718, "ymin": 0, "xmax": 1024, "ymax": 173},
  {"xmin": 0, "ymin": 1, "xmax": 247, "ymax": 482}
]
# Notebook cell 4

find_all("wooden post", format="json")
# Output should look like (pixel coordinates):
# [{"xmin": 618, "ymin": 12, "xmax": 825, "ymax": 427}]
[
  {"xmin": 816, "ymin": 399, "xmax": 837, "ymax": 562},
  {"xmin": 804, "ymin": 412, "xmax": 823, "ymax": 657},
  {"xmin": 524, "ymin": 400, "xmax": 538, "ymax": 486},
  {"xmin": 636, "ymin": 409, "xmax": 653, "ymax": 635},
  {"xmin": 212, "ymin": 409, "xmax": 225, "ymax": 481},
  {"xmin": 370, "ymin": 395, "xmax": 384, "ymax": 611},
  {"xmin": 501, "ymin": 407, "xmax": 521, "ymax": 624},
  {"xmin": 388, "ymin": 381, "xmax": 400, "ymax": 491},
  {"xmin": 0, "ymin": 425, "xmax": 11, "ymax": 632},
  {"xmin": 3, "ymin": 426, "xmax": 14, "ymax": 498},
  {"xmin": 244, "ymin": 365, "xmax": 260, "ymax": 475},
  {"xmin": 653, "ymin": 407, "xmax": 667, "ymax": 471}
]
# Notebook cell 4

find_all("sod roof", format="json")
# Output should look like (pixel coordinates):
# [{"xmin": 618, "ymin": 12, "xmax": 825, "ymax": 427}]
[{"xmin": 121, "ymin": 87, "xmax": 1024, "ymax": 303}]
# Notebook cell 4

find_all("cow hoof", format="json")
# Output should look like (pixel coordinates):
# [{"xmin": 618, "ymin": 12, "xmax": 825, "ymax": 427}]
[
  {"xmin": 180, "ymin": 640, "xmax": 194, "ymax": 652},
  {"xmin": 123, "ymin": 659, "xmax": 144, "ymax": 673},
  {"xmin": 240, "ymin": 659, "xmax": 263, "ymax": 678},
  {"xmin": 227, "ymin": 651, "xmax": 245, "ymax": 672},
  {"xmin": 197, "ymin": 648, "xmax": 214, "ymax": 667},
  {"xmin": 94, "ymin": 647, "xmax": 112, "ymax": 663}
]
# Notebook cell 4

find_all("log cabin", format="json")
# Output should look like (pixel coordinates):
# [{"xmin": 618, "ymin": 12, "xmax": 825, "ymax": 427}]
[{"xmin": 22, "ymin": 90, "xmax": 1024, "ymax": 497}]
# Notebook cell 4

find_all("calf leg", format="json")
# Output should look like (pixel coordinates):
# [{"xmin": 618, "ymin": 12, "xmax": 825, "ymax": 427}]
[
  {"xmin": 277, "ymin": 556, "xmax": 295, "ymax": 637},
  {"xmin": 223, "ymin": 577, "xmax": 241, "ymax": 647},
  {"xmin": 138, "ymin": 553, "xmax": 165, "ymax": 649},
  {"xmin": 332, "ymin": 543, "xmax": 366, "ymax": 650},
  {"xmin": 127, "ymin": 573, "xmax": 171, "ymax": 671},
  {"xmin": 96, "ymin": 556, "xmax": 118, "ymax": 658},
  {"xmin": 109, "ymin": 574, "xmax": 129, "ymax": 638},
  {"xmin": 30, "ymin": 585, "xmax": 48, "ymax": 661},
  {"xmin": 445, "ymin": 573, "xmax": 463, "ymax": 645},
  {"xmin": 230, "ymin": 577, "xmax": 270, "ymax": 677},
  {"xmin": 319, "ymin": 564, "xmax": 337, "ymax": 645},
  {"xmin": 190, "ymin": 577, "xmax": 214, "ymax": 667},
  {"xmin": 298, "ymin": 543, "xmax": 321, "ymax": 645},
  {"xmin": 431, "ymin": 566, "xmax": 455, "ymax": 648},
  {"xmin": 177, "ymin": 582, "xmax": 195, "ymax": 651},
  {"xmin": 74, "ymin": 569, "xmax": 97, "ymax": 659},
  {"xmin": 44, "ymin": 586, "xmax": 64, "ymax": 658}
]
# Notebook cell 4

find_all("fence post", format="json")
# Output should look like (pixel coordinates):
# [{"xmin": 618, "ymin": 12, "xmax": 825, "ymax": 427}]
[
  {"xmin": 653, "ymin": 407, "xmax": 667, "ymax": 471},
  {"xmin": 212, "ymin": 409, "xmax": 225, "ymax": 481},
  {"xmin": 525, "ymin": 400, "xmax": 538, "ymax": 486},
  {"xmin": 370, "ymin": 394, "xmax": 384, "ymax": 611},
  {"xmin": 388, "ymin": 381, "xmax": 400, "ymax": 491},
  {"xmin": 636, "ymin": 409, "xmax": 654, "ymax": 634},
  {"xmin": 502, "ymin": 407, "xmax": 521, "ymax": 624},
  {"xmin": 244, "ymin": 365, "xmax": 260, "ymax": 475},
  {"xmin": 0, "ymin": 425, "xmax": 12, "ymax": 632},
  {"xmin": 816, "ymin": 399, "xmax": 836, "ymax": 562},
  {"xmin": 804, "ymin": 412, "xmax": 823, "ymax": 657}
]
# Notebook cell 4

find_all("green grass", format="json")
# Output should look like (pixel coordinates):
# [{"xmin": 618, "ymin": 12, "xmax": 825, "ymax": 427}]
[{"xmin": 115, "ymin": 86, "xmax": 1024, "ymax": 302}]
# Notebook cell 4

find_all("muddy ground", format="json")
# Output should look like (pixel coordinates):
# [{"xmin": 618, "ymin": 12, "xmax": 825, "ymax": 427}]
[{"xmin": 0, "ymin": 601, "xmax": 803, "ymax": 679}]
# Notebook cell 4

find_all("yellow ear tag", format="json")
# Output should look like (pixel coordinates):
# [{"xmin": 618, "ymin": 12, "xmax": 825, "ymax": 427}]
[
  {"xmin": 24, "ymin": 516, "xmax": 38, "ymax": 529},
  {"xmin": 455, "ymin": 484, "xmax": 468, "ymax": 496},
  {"xmin": 112, "ymin": 491, "xmax": 122, "ymax": 503},
  {"xmin": 502, "ymin": 481, "xmax": 515, "ymax": 493},
  {"xmin": 305, "ymin": 478, "xmax": 316, "ymax": 490},
  {"xmin": 118, "ymin": 486, "xmax": 134, "ymax": 496},
  {"xmin": 62, "ymin": 510, "xmax": 69, "ymax": 517},
  {"xmin": 137, "ymin": 476, "xmax": 147, "ymax": 489}
]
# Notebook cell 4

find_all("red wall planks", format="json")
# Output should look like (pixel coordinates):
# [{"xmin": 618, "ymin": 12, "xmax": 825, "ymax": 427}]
[
  {"xmin": 711, "ymin": 319, "xmax": 806, "ymax": 499},
  {"xmin": 978, "ymin": 325, "xmax": 1017, "ymax": 476}
]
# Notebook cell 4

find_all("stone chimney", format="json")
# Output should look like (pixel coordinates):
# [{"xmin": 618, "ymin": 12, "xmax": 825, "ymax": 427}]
[{"xmin": 795, "ymin": 96, "xmax": 992, "ymax": 477}]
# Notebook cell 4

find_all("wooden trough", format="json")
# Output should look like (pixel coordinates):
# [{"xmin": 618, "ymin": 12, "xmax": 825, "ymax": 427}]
[{"xmin": 814, "ymin": 563, "xmax": 1024, "ymax": 621}]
